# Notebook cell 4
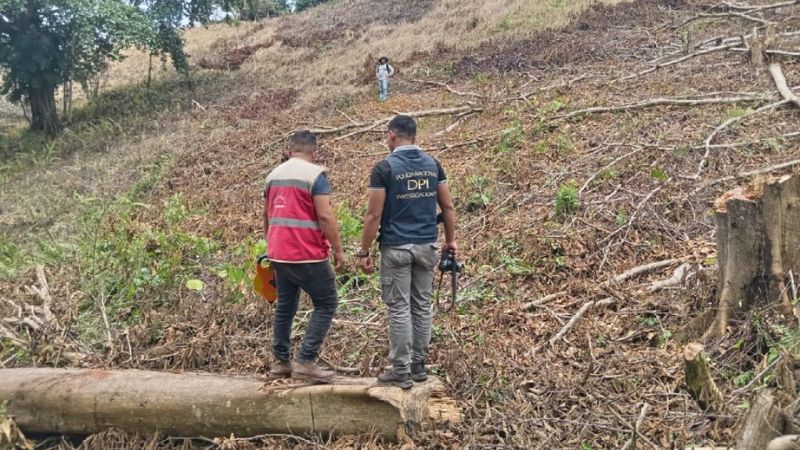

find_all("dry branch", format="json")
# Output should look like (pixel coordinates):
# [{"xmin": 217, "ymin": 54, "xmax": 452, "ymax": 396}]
[
  {"xmin": 309, "ymin": 106, "xmax": 483, "ymax": 143},
  {"xmin": 411, "ymin": 79, "xmax": 483, "ymax": 99},
  {"xmin": 691, "ymin": 156, "xmax": 800, "ymax": 194},
  {"xmin": 549, "ymin": 298, "xmax": 614, "ymax": 345},
  {"xmin": 521, "ymin": 291, "xmax": 566, "ymax": 311},
  {"xmin": 647, "ymin": 263, "xmax": 694, "ymax": 292},
  {"xmin": 724, "ymin": 0, "xmax": 800, "ymax": 14},
  {"xmin": 559, "ymin": 95, "xmax": 769, "ymax": 120},
  {"xmin": 769, "ymin": 63, "xmax": 800, "ymax": 108},
  {"xmin": 614, "ymin": 43, "xmax": 742, "ymax": 82},
  {"xmin": 579, "ymin": 147, "xmax": 643, "ymax": 196},
  {"xmin": 691, "ymin": 99, "xmax": 788, "ymax": 179}
]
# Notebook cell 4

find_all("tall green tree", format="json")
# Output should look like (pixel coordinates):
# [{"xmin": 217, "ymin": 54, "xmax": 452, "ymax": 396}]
[
  {"xmin": 294, "ymin": 0, "xmax": 327, "ymax": 12},
  {"xmin": 0, "ymin": 0, "xmax": 155, "ymax": 134},
  {"xmin": 239, "ymin": 0, "xmax": 288, "ymax": 21},
  {"xmin": 0, "ymin": 0, "xmax": 241, "ymax": 136}
]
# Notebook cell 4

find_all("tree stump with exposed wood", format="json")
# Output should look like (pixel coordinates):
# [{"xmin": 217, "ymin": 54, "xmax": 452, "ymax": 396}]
[
  {"xmin": 683, "ymin": 342, "xmax": 724, "ymax": 412},
  {"xmin": 705, "ymin": 174, "xmax": 800, "ymax": 341}
]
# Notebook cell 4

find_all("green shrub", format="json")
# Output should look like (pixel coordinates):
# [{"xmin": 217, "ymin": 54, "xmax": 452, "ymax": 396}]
[
  {"xmin": 554, "ymin": 181, "xmax": 579, "ymax": 220},
  {"xmin": 76, "ymin": 194, "xmax": 217, "ymax": 346}
]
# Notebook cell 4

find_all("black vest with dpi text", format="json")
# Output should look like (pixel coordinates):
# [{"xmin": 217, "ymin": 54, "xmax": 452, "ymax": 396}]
[{"xmin": 380, "ymin": 147, "xmax": 439, "ymax": 246}]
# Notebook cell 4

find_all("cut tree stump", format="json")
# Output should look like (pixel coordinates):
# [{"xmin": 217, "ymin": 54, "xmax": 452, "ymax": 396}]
[
  {"xmin": 705, "ymin": 174, "xmax": 800, "ymax": 340},
  {"xmin": 683, "ymin": 342, "xmax": 724, "ymax": 412},
  {"xmin": 0, "ymin": 368, "xmax": 460, "ymax": 441},
  {"xmin": 736, "ymin": 391, "xmax": 788, "ymax": 450}
]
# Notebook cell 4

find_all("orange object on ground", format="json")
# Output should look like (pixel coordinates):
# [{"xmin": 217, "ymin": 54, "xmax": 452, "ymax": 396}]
[{"xmin": 253, "ymin": 255, "xmax": 277, "ymax": 303}]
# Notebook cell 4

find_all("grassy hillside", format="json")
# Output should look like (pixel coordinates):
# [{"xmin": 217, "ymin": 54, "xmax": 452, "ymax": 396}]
[{"xmin": 2, "ymin": 0, "xmax": 800, "ymax": 448}]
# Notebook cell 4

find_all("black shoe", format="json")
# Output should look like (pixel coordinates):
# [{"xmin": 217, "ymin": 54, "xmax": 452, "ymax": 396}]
[
  {"xmin": 377, "ymin": 370, "xmax": 413, "ymax": 389},
  {"xmin": 411, "ymin": 361, "xmax": 428, "ymax": 382}
]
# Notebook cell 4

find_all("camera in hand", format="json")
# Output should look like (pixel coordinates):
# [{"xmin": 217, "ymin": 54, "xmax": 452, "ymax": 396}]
[{"xmin": 439, "ymin": 249, "xmax": 463, "ymax": 274}]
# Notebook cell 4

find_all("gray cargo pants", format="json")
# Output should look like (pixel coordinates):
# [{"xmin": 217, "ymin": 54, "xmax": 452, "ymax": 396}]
[{"xmin": 380, "ymin": 243, "xmax": 438, "ymax": 374}]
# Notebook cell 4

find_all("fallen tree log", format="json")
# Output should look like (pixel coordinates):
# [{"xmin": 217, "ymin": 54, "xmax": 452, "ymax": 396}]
[{"xmin": 0, "ymin": 368, "xmax": 460, "ymax": 441}]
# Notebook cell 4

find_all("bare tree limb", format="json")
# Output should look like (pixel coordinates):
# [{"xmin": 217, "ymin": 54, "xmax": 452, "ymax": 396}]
[
  {"xmin": 559, "ymin": 95, "xmax": 770, "ymax": 120},
  {"xmin": 690, "ymin": 99, "xmax": 789, "ymax": 179},
  {"xmin": 549, "ymin": 298, "xmax": 614, "ymax": 345},
  {"xmin": 690, "ymin": 156, "xmax": 800, "ymax": 194},
  {"xmin": 411, "ymin": 79, "xmax": 483, "ymax": 99},
  {"xmin": 769, "ymin": 63, "xmax": 800, "ymax": 108},
  {"xmin": 579, "ymin": 147, "xmax": 644, "ymax": 196},
  {"xmin": 614, "ymin": 42, "xmax": 743, "ymax": 82},
  {"xmin": 309, "ymin": 106, "xmax": 483, "ymax": 142},
  {"xmin": 723, "ymin": 0, "xmax": 800, "ymax": 13},
  {"xmin": 521, "ymin": 291, "xmax": 567, "ymax": 311}
]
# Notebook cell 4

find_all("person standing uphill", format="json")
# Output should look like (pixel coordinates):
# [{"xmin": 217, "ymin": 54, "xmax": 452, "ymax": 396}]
[
  {"xmin": 264, "ymin": 130, "xmax": 345, "ymax": 383},
  {"xmin": 358, "ymin": 115, "xmax": 458, "ymax": 389},
  {"xmin": 376, "ymin": 56, "xmax": 395, "ymax": 102}
]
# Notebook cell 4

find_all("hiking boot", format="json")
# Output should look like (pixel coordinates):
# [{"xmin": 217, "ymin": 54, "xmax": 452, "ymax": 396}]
[
  {"xmin": 292, "ymin": 362, "xmax": 334, "ymax": 383},
  {"xmin": 377, "ymin": 370, "xmax": 413, "ymax": 389},
  {"xmin": 411, "ymin": 361, "xmax": 428, "ymax": 382},
  {"xmin": 269, "ymin": 360, "xmax": 294, "ymax": 377}
]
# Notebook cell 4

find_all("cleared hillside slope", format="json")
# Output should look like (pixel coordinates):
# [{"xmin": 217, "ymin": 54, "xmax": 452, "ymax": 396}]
[{"xmin": 2, "ymin": 0, "xmax": 800, "ymax": 448}]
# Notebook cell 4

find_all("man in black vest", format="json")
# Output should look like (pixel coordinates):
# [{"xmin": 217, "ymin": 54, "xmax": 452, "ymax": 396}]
[{"xmin": 358, "ymin": 115, "xmax": 457, "ymax": 388}]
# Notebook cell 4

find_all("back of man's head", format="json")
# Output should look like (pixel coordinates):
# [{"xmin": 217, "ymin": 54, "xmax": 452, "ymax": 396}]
[
  {"xmin": 289, "ymin": 130, "xmax": 317, "ymax": 154},
  {"xmin": 388, "ymin": 115, "xmax": 416, "ymax": 140}
]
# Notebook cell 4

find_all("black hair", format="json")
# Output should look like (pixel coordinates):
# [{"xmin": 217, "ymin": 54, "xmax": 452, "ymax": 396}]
[
  {"xmin": 289, "ymin": 130, "xmax": 317, "ymax": 151},
  {"xmin": 388, "ymin": 115, "xmax": 416, "ymax": 139},
  {"xmin": 379, "ymin": 56, "xmax": 389, "ymax": 64}
]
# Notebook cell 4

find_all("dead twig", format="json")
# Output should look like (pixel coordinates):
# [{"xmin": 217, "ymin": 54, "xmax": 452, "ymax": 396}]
[
  {"xmin": 559, "ymin": 95, "xmax": 770, "ymax": 120},
  {"xmin": 308, "ymin": 106, "xmax": 483, "ymax": 143},
  {"xmin": 549, "ymin": 298, "xmax": 614, "ymax": 345},
  {"xmin": 521, "ymin": 291, "xmax": 567, "ymax": 311},
  {"xmin": 579, "ymin": 147, "xmax": 644, "ymax": 196},
  {"xmin": 411, "ymin": 79, "xmax": 483, "ymax": 99},
  {"xmin": 690, "ymin": 156, "xmax": 800, "ymax": 194},
  {"xmin": 613, "ymin": 43, "xmax": 743, "ymax": 83},
  {"xmin": 769, "ymin": 63, "xmax": 800, "ymax": 108},
  {"xmin": 691, "ymin": 99, "xmax": 788, "ymax": 179}
]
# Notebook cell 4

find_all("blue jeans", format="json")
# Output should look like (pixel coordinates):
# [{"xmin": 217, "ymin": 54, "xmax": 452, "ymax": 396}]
[
  {"xmin": 271, "ymin": 261, "xmax": 338, "ymax": 363},
  {"xmin": 379, "ymin": 79, "xmax": 389, "ymax": 100}
]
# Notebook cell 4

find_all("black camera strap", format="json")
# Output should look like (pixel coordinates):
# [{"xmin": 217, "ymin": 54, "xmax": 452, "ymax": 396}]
[{"xmin": 434, "ymin": 258, "xmax": 460, "ymax": 313}]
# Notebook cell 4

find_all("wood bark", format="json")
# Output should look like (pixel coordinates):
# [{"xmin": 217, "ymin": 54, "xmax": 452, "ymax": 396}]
[
  {"xmin": 28, "ymin": 86, "xmax": 62, "ymax": 135},
  {"xmin": 705, "ymin": 174, "xmax": 800, "ymax": 340},
  {"xmin": 769, "ymin": 435, "xmax": 800, "ymax": 450},
  {"xmin": 683, "ymin": 342, "xmax": 724, "ymax": 412},
  {"xmin": 0, "ymin": 368, "xmax": 460, "ymax": 441},
  {"xmin": 736, "ymin": 391, "xmax": 786, "ymax": 450}
]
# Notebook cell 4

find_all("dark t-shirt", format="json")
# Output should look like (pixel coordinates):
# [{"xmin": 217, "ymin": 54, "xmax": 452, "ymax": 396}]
[
  {"xmin": 368, "ymin": 147, "xmax": 447, "ymax": 245},
  {"xmin": 263, "ymin": 172, "xmax": 330, "ymax": 198}
]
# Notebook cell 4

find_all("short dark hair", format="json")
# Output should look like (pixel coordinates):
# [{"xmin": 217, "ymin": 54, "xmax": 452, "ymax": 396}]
[
  {"xmin": 289, "ymin": 130, "xmax": 317, "ymax": 152},
  {"xmin": 388, "ymin": 115, "xmax": 416, "ymax": 139},
  {"xmin": 379, "ymin": 56, "xmax": 388, "ymax": 63}
]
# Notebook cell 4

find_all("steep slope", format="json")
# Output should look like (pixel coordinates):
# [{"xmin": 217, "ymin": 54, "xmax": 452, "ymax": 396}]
[{"xmin": 2, "ymin": 0, "xmax": 800, "ymax": 449}]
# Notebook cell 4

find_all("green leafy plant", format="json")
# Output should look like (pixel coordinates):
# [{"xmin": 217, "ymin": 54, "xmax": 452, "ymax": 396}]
[
  {"xmin": 614, "ymin": 208, "xmax": 629, "ymax": 227},
  {"xmin": 76, "ymin": 193, "xmax": 217, "ymax": 346},
  {"xmin": 650, "ymin": 167, "xmax": 669, "ymax": 181},
  {"xmin": 554, "ymin": 181, "xmax": 579, "ymax": 220},
  {"xmin": 496, "ymin": 113, "xmax": 525, "ymax": 153}
]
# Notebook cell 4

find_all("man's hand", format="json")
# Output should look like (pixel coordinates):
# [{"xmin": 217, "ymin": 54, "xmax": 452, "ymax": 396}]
[
  {"xmin": 443, "ymin": 241, "xmax": 458, "ymax": 256},
  {"xmin": 333, "ymin": 250, "xmax": 346, "ymax": 273},
  {"xmin": 358, "ymin": 256, "xmax": 374, "ymax": 274}
]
